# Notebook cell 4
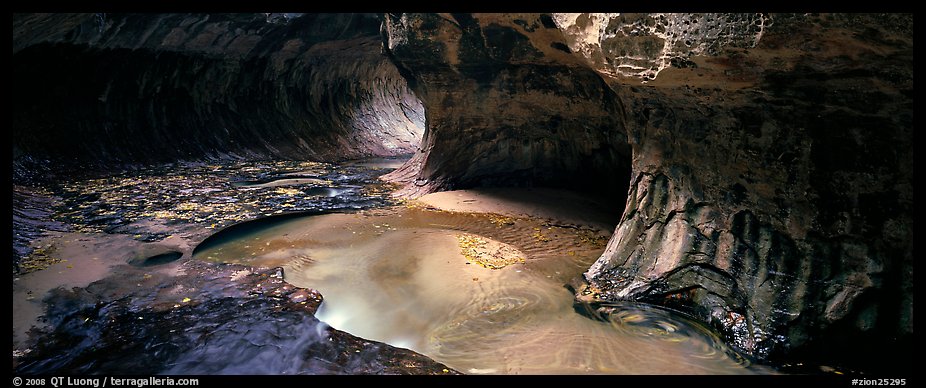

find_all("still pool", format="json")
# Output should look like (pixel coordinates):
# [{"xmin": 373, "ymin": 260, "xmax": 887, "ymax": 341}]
[{"xmin": 195, "ymin": 206, "xmax": 767, "ymax": 374}]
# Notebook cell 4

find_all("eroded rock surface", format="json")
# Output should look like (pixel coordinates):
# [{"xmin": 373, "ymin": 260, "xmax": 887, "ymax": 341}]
[
  {"xmin": 11, "ymin": 159, "xmax": 456, "ymax": 375},
  {"xmin": 553, "ymin": 13, "xmax": 769, "ymax": 81},
  {"xmin": 12, "ymin": 12, "xmax": 913, "ymax": 373},
  {"xmin": 13, "ymin": 261, "xmax": 455, "ymax": 374},
  {"xmin": 383, "ymin": 13, "xmax": 912, "ymax": 370},
  {"xmin": 381, "ymin": 13, "xmax": 632, "ymax": 198},
  {"xmin": 13, "ymin": 13, "xmax": 423, "ymax": 166}
]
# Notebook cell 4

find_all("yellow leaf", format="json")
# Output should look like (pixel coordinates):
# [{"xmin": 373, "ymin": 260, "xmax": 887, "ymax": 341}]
[{"xmin": 181, "ymin": 297, "xmax": 191, "ymax": 303}]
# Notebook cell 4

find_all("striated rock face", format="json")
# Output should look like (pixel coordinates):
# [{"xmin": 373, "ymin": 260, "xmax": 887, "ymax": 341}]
[
  {"xmin": 12, "ymin": 13, "xmax": 423, "ymax": 167},
  {"xmin": 11, "ymin": 14, "xmax": 430, "ymax": 375},
  {"xmin": 569, "ymin": 13, "xmax": 913, "ymax": 368},
  {"xmin": 384, "ymin": 13, "xmax": 912, "ymax": 370},
  {"xmin": 13, "ymin": 12, "xmax": 913, "ymax": 372},
  {"xmin": 381, "ymin": 13, "xmax": 632, "ymax": 198}
]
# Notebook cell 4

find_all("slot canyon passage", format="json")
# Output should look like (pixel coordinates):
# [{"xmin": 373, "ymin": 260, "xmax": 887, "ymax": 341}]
[{"xmin": 11, "ymin": 13, "xmax": 912, "ymax": 376}]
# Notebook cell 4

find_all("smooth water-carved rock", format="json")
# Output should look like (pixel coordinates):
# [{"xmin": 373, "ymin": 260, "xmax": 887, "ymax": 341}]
[
  {"xmin": 384, "ymin": 13, "xmax": 912, "ymax": 371},
  {"xmin": 13, "ymin": 261, "xmax": 455, "ymax": 374},
  {"xmin": 12, "ymin": 13, "xmax": 913, "ymax": 373},
  {"xmin": 580, "ymin": 15, "xmax": 911, "ymax": 371},
  {"xmin": 12, "ymin": 13, "xmax": 423, "ymax": 165},
  {"xmin": 381, "ymin": 13, "xmax": 633, "ymax": 198}
]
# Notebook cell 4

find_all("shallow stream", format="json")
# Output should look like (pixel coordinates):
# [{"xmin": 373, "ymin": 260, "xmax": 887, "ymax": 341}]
[{"xmin": 195, "ymin": 206, "xmax": 763, "ymax": 374}]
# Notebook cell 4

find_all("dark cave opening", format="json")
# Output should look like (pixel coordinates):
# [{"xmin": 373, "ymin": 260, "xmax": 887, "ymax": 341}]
[{"xmin": 12, "ymin": 13, "xmax": 427, "ymax": 172}]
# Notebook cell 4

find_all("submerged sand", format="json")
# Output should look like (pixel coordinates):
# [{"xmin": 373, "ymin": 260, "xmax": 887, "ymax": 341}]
[
  {"xmin": 14, "ymin": 185, "xmax": 762, "ymax": 374},
  {"xmin": 415, "ymin": 187, "xmax": 620, "ymax": 231},
  {"xmin": 12, "ymin": 230, "xmax": 196, "ymax": 349},
  {"xmin": 194, "ymin": 191, "xmax": 757, "ymax": 374}
]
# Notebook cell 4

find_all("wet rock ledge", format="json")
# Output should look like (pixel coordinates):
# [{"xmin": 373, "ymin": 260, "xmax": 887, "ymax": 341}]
[{"xmin": 13, "ymin": 260, "xmax": 457, "ymax": 375}]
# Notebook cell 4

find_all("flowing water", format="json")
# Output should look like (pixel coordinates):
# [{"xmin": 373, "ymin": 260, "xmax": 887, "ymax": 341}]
[
  {"xmin": 15, "ymin": 156, "xmax": 767, "ymax": 374},
  {"xmin": 195, "ymin": 206, "xmax": 766, "ymax": 375}
]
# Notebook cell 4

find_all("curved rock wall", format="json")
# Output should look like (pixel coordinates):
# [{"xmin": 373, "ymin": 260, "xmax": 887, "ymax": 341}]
[
  {"xmin": 384, "ymin": 13, "xmax": 913, "ymax": 369},
  {"xmin": 568, "ymin": 14, "xmax": 913, "ymax": 368},
  {"xmin": 12, "ymin": 13, "xmax": 424, "ymax": 167},
  {"xmin": 13, "ymin": 12, "xmax": 913, "ymax": 371},
  {"xmin": 381, "ymin": 13, "xmax": 632, "ymax": 197}
]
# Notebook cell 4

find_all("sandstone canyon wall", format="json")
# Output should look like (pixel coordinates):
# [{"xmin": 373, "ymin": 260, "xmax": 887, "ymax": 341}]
[
  {"xmin": 12, "ymin": 13, "xmax": 913, "ymax": 371},
  {"xmin": 12, "ymin": 13, "xmax": 424, "ymax": 169},
  {"xmin": 383, "ymin": 13, "xmax": 913, "ymax": 369}
]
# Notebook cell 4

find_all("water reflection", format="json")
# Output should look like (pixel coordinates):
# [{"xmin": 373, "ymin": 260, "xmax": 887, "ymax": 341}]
[{"xmin": 196, "ymin": 207, "xmax": 766, "ymax": 374}]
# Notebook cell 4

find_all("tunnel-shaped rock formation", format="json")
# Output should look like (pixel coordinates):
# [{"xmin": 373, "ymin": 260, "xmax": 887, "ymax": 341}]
[
  {"xmin": 380, "ymin": 13, "xmax": 633, "ymax": 198},
  {"xmin": 12, "ymin": 12, "xmax": 913, "ymax": 373},
  {"xmin": 13, "ymin": 13, "xmax": 424, "ymax": 168},
  {"xmin": 382, "ymin": 13, "xmax": 912, "ymax": 370}
]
